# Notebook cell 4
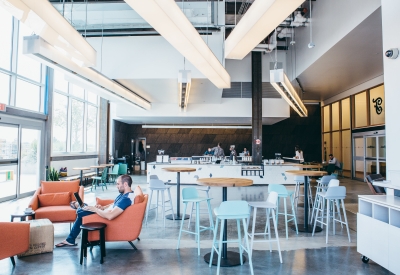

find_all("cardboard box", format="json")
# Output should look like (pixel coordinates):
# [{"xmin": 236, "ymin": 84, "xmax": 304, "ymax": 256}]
[{"xmin": 18, "ymin": 219, "xmax": 54, "ymax": 258}]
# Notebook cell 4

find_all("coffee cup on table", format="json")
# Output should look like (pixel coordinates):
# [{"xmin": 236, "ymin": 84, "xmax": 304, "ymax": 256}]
[{"xmin": 25, "ymin": 207, "xmax": 32, "ymax": 213}]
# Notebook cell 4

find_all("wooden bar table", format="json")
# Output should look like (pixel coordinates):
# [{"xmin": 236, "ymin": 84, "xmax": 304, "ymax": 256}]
[
  {"xmin": 197, "ymin": 177, "xmax": 253, "ymax": 267},
  {"xmin": 91, "ymin": 165, "xmax": 106, "ymax": 177},
  {"xmin": 285, "ymin": 170, "xmax": 327, "ymax": 233},
  {"xmin": 162, "ymin": 167, "xmax": 196, "ymax": 220},
  {"xmin": 73, "ymin": 167, "xmax": 90, "ymax": 186}
]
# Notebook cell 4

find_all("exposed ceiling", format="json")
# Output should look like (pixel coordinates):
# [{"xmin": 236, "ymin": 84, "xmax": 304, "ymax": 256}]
[{"xmin": 298, "ymin": 8, "xmax": 383, "ymax": 101}]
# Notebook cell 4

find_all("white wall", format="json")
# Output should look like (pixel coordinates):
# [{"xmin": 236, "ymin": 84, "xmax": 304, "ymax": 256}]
[
  {"xmin": 51, "ymin": 158, "xmax": 98, "ymax": 176},
  {"xmin": 293, "ymin": 0, "xmax": 381, "ymax": 77},
  {"xmin": 382, "ymin": 0, "xmax": 400, "ymax": 175}
]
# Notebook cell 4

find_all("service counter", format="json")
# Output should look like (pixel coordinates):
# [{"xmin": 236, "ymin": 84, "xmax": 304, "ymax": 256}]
[{"xmin": 147, "ymin": 162, "xmax": 302, "ymax": 185}]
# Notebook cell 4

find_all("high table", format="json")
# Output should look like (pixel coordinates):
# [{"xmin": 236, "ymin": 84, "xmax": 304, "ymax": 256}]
[
  {"xmin": 73, "ymin": 167, "xmax": 91, "ymax": 186},
  {"xmin": 197, "ymin": 177, "xmax": 253, "ymax": 267},
  {"xmin": 285, "ymin": 170, "xmax": 327, "ymax": 233},
  {"xmin": 300, "ymin": 164, "xmax": 323, "ymax": 170},
  {"xmin": 90, "ymin": 165, "xmax": 106, "ymax": 176},
  {"xmin": 162, "ymin": 167, "xmax": 196, "ymax": 220}
]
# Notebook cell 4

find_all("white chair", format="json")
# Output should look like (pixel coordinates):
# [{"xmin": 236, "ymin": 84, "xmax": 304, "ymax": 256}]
[
  {"xmin": 312, "ymin": 185, "xmax": 351, "ymax": 243},
  {"xmin": 293, "ymin": 176, "xmax": 313, "ymax": 216},
  {"xmin": 145, "ymin": 179, "xmax": 175, "ymax": 227},
  {"xmin": 247, "ymin": 191, "xmax": 282, "ymax": 263},
  {"xmin": 311, "ymin": 176, "xmax": 338, "ymax": 222}
]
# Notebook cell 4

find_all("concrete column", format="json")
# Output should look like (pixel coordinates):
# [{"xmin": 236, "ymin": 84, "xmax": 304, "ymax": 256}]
[
  {"xmin": 251, "ymin": 51, "xmax": 262, "ymax": 164},
  {"xmin": 382, "ymin": 0, "xmax": 400, "ymax": 174},
  {"xmin": 44, "ymin": 67, "xmax": 54, "ymax": 173},
  {"xmin": 98, "ymin": 98, "xmax": 109, "ymax": 164}
]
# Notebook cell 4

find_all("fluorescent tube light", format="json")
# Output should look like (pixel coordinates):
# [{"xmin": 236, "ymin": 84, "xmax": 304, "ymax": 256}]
[
  {"xmin": 124, "ymin": 0, "xmax": 230, "ymax": 89},
  {"xmin": 142, "ymin": 125, "xmax": 252, "ymax": 129},
  {"xmin": 24, "ymin": 35, "xmax": 150, "ymax": 110},
  {"xmin": 178, "ymin": 70, "xmax": 191, "ymax": 111},
  {"xmin": 270, "ymin": 69, "xmax": 307, "ymax": 117},
  {"xmin": 225, "ymin": 0, "xmax": 304, "ymax": 60},
  {"xmin": 0, "ymin": 0, "xmax": 96, "ymax": 67}
]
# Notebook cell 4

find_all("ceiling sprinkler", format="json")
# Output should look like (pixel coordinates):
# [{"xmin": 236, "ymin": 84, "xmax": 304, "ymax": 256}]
[
  {"xmin": 308, "ymin": 42, "xmax": 315, "ymax": 49},
  {"xmin": 290, "ymin": 40, "xmax": 296, "ymax": 45}
]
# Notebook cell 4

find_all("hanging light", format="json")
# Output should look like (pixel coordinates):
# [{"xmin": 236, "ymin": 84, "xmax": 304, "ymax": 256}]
[{"xmin": 178, "ymin": 70, "xmax": 191, "ymax": 111}]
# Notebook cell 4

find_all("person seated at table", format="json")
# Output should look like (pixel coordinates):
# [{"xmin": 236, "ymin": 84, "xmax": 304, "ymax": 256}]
[
  {"xmin": 242, "ymin": 148, "xmax": 250, "ymax": 156},
  {"xmin": 55, "ymin": 175, "xmax": 135, "ymax": 247},
  {"xmin": 204, "ymin": 148, "xmax": 213, "ymax": 156},
  {"xmin": 327, "ymin": 153, "xmax": 340, "ymax": 175}
]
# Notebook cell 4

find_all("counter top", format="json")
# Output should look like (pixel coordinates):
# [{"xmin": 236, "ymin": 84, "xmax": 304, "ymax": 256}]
[
  {"xmin": 148, "ymin": 162, "xmax": 301, "ymax": 167},
  {"xmin": 359, "ymin": 195, "xmax": 400, "ymax": 209},
  {"xmin": 372, "ymin": 181, "xmax": 400, "ymax": 190}
]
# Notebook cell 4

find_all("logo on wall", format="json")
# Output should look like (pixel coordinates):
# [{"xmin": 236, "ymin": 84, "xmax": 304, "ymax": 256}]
[
  {"xmin": 255, "ymin": 139, "xmax": 261, "ymax": 145},
  {"xmin": 372, "ymin": 97, "xmax": 383, "ymax": 115}
]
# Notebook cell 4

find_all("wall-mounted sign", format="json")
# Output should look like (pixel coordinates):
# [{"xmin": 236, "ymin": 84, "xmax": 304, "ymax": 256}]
[
  {"xmin": 372, "ymin": 97, "xmax": 383, "ymax": 115},
  {"xmin": 255, "ymin": 139, "xmax": 261, "ymax": 145},
  {"xmin": 0, "ymin": 103, "xmax": 6, "ymax": 112}
]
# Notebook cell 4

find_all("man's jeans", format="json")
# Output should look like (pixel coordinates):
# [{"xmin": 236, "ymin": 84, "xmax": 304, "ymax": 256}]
[{"xmin": 66, "ymin": 208, "xmax": 95, "ymax": 244}]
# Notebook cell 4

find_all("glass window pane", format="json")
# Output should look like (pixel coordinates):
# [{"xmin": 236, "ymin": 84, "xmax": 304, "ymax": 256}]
[
  {"xmin": 379, "ymin": 136, "xmax": 386, "ymax": 159},
  {"xmin": 0, "ymin": 7, "xmax": 13, "ymax": 70},
  {"xmin": 16, "ymin": 79, "xmax": 40, "ymax": 112},
  {"xmin": 366, "ymin": 137, "xmax": 376, "ymax": 158},
  {"xmin": 323, "ymin": 133, "xmax": 331, "ymax": 162},
  {"xmin": 54, "ymin": 70, "xmax": 68, "ymax": 93},
  {"xmin": 355, "ymin": 92, "xmax": 367, "ymax": 128},
  {"xmin": 52, "ymin": 93, "xmax": 68, "ymax": 152},
  {"xmin": 70, "ymin": 84, "xmax": 84, "ymax": 99},
  {"xmin": 0, "ymin": 72, "xmax": 10, "ymax": 104},
  {"xmin": 20, "ymin": 128, "xmax": 40, "ymax": 194},
  {"xmin": 17, "ymin": 23, "xmax": 41, "ymax": 82},
  {"xmin": 370, "ymin": 85, "xmax": 385, "ymax": 125},
  {"xmin": 70, "ymin": 99, "xmax": 84, "ymax": 152},
  {"xmin": 341, "ymin": 130, "xmax": 351, "ymax": 177},
  {"xmin": 323, "ymin": 106, "xmax": 330, "ymax": 132},
  {"xmin": 0, "ymin": 125, "xmax": 18, "ymax": 159},
  {"xmin": 86, "ymin": 105, "xmax": 97, "ymax": 152},
  {"xmin": 354, "ymin": 137, "xmax": 364, "ymax": 157},
  {"xmin": 87, "ymin": 91, "xmax": 98, "ymax": 105},
  {"xmin": 332, "ymin": 132, "xmax": 341, "ymax": 162},
  {"xmin": 341, "ymin": 98, "xmax": 350, "ymax": 129},
  {"xmin": 332, "ymin": 102, "xmax": 340, "ymax": 131}
]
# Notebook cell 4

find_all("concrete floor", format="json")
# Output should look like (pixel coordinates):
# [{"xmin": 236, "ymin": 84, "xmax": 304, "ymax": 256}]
[{"xmin": 0, "ymin": 175, "xmax": 392, "ymax": 275}]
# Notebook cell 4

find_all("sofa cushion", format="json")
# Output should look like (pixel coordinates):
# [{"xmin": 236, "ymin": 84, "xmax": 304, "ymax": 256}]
[
  {"xmin": 41, "ymin": 180, "xmax": 80, "ymax": 201},
  {"xmin": 35, "ymin": 206, "xmax": 76, "ymax": 222},
  {"xmin": 134, "ymin": 186, "xmax": 144, "ymax": 204},
  {"xmin": 38, "ymin": 192, "xmax": 71, "ymax": 207}
]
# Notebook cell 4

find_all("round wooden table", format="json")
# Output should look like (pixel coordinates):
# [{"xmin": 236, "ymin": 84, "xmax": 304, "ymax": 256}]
[
  {"xmin": 285, "ymin": 170, "xmax": 327, "ymax": 233},
  {"xmin": 300, "ymin": 164, "xmax": 323, "ymax": 170},
  {"xmin": 162, "ymin": 167, "xmax": 196, "ymax": 220},
  {"xmin": 90, "ymin": 165, "xmax": 106, "ymax": 176},
  {"xmin": 197, "ymin": 177, "xmax": 253, "ymax": 267},
  {"xmin": 73, "ymin": 167, "xmax": 91, "ymax": 186}
]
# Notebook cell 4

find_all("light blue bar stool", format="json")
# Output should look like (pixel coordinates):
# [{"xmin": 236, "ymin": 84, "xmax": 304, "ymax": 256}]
[
  {"xmin": 268, "ymin": 184, "xmax": 298, "ymax": 239},
  {"xmin": 177, "ymin": 187, "xmax": 214, "ymax": 256},
  {"xmin": 210, "ymin": 201, "xmax": 253, "ymax": 275}
]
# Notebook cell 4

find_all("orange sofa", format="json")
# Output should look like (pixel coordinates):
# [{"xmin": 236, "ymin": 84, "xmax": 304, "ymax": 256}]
[
  {"xmin": 0, "ymin": 222, "xmax": 30, "ymax": 266},
  {"xmin": 82, "ymin": 186, "xmax": 148, "ymax": 249},
  {"xmin": 28, "ymin": 180, "xmax": 84, "ymax": 223}
]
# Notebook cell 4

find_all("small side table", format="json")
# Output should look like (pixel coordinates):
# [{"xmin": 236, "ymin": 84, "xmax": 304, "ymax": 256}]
[
  {"xmin": 80, "ymin": 222, "xmax": 107, "ymax": 264},
  {"xmin": 11, "ymin": 212, "xmax": 35, "ymax": 222}
]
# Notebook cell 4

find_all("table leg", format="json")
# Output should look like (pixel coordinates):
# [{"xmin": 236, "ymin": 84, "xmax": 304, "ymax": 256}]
[
  {"xmin": 80, "ymin": 170, "xmax": 83, "ymax": 186},
  {"xmin": 166, "ymin": 172, "xmax": 189, "ymax": 220},
  {"xmin": 204, "ymin": 186, "xmax": 246, "ymax": 266},
  {"xmin": 96, "ymin": 168, "xmax": 100, "ymax": 177},
  {"xmin": 291, "ymin": 176, "xmax": 322, "ymax": 233}
]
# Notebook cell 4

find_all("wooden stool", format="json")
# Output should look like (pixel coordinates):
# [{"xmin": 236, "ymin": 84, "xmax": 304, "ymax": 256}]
[{"xmin": 80, "ymin": 222, "xmax": 107, "ymax": 264}]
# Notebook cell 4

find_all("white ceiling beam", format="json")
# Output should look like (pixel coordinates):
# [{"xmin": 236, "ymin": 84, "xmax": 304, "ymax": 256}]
[{"xmin": 225, "ymin": 0, "xmax": 304, "ymax": 60}]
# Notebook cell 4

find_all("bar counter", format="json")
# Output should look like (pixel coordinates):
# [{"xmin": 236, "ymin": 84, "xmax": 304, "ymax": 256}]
[{"xmin": 147, "ymin": 162, "xmax": 302, "ymax": 185}]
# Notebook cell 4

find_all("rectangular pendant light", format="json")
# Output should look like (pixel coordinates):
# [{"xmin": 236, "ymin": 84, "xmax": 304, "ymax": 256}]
[
  {"xmin": 124, "ymin": 0, "xmax": 231, "ymax": 89},
  {"xmin": 178, "ymin": 70, "xmax": 191, "ymax": 111},
  {"xmin": 24, "ymin": 35, "xmax": 150, "ymax": 110},
  {"xmin": 0, "ymin": 0, "xmax": 96, "ymax": 67},
  {"xmin": 270, "ymin": 69, "xmax": 307, "ymax": 117},
  {"xmin": 225, "ymin": 0, "xmax": 304, "ymax": 60}
]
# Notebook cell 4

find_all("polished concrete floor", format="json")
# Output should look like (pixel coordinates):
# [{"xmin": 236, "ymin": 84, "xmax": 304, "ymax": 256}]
[{"xmin": 0, "ymin": 175, "xmax": 392, "ymax": 275}]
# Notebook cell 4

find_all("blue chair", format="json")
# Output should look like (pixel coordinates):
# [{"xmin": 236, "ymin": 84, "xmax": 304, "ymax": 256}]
[
  {"xmin": 108, "ymin": 164, "xmax": 120, "ymax": 184},
  {"xmin": 91, "ymin": 168, "xmax": 108, "ymax": 192},
  {"xmin": 209, "ymin": 201, "xmax": 253, "ymax": 275},
  {"xmin": 268, "ymin": 184, "xmax": 298, "ymax": 239},
  {"xmin": 145, "ymin": 179, "xmax": 174, "ymax": 227},
  {"xmin": 118, "ymin": 164, "xmax": 127, "ymax": 175},
  {"xmin": 177, "ymin": 187, "xmax": 214, "ymax": 255}
]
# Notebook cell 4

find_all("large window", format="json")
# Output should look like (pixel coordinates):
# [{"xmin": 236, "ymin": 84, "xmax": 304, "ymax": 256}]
[
  {"xmin": 52, "ymin": 71, "xmax": 98, "ymax": 154},
  {"xmin": 0, "ymin": 7, "xmax": 45, "ymax": 112}
]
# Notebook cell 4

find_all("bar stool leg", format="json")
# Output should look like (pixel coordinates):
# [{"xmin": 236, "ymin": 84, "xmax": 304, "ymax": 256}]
[
  {"xmin": 145, "ymin": 190, "xmax": 154, "ymax": 225},
  {"xmin": 196, "ymin": 202, "xmax": 200, "ymax": 255},
  {"xmin": 283, "ymin": 198, "xmax": 288, "ymax": 239},
  {"xmin": 80, "ymin": 229, "xmax": 87, "ymax": 265},
  {"xmin": 216, "ymin": 219, "xmax": 225, "ymax": 275},
  {"xmin": 209, "ymin": 217, "xmax": 219, "ymax": 268},
  {"xmin": 341, "ymin": 199, "xmax": 351, "ymax": 242},
  {"xmin": 326, "ymin": 199, "xmax": 330, "ymax": 243},
  {"xmin": 167, "ymin": 188, "xmax": 175, "ymax": 221},
  {"xmin": 250, "ymin": 207, "xmax": 257, "ymax": 253},
  {"xmin": 266, "ymin": 208, "xmax": 272, "ymax": 252},
  {"xmin": 291, "ymin": 194, "xmax": 298, "ymax": 234},
  {"xmin": 237, "ymin": 219, "xmax": 243, "ymax": 265},
  {"xmin": 100, "ymin": 228, "xmax": 106, "ymax": 264},
  {"xmin": 271, "ymin": 208, "xmax": 282, "ymax": 263},
  {"xmin": 188, "ymin": 202, "xmax": 194, "ymax": 229},
  {"xmin": 161, "ymin": 190, "xmax": 166, "ymax": 227},
  {"xmin": 156, "ymin": 190, "xmax": 159, "ymax": 221},
  {"xmin": 177, "ymin": 203, "xmax": 188, "ymax": 250},
  {"xmin": 206, "ymin": 200, "xmax": 214, "ymax": 230},
  {"xmin": 242, "ymin": 218, "xmax": 254, "ymax": 275}
]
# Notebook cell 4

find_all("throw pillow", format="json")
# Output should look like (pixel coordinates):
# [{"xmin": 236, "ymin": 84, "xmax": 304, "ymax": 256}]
[{"xmin": 38, "ymin": 192, "xmax": 71, "ymax": 207}]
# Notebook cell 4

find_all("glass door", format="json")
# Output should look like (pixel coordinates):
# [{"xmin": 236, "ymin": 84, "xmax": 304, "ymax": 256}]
[
  {"xmin": 19, "ymin": 128, "xmax": 41, "ymax": 195},
  {"xmin": 353, "ymin": 137, "xmax": 364, "ymax": 180},
  {"xmin": 0, "ymin": 123, "xmax": 19, "ymax": 201}
]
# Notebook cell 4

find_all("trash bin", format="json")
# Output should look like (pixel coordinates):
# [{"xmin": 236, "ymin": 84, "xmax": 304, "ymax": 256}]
[{"xmin": 140, "ymin": 161, "xmax": 146, "ymax": 170}]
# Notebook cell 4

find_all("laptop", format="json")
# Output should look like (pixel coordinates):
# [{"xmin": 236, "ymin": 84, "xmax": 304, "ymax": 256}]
[
  {"xmin": 74, "ymin": 192, "xmax": 96, "ymax": 212},
  {"xmin": 215, "ymin": 160, "xmax": 221, "ymax": 164}
]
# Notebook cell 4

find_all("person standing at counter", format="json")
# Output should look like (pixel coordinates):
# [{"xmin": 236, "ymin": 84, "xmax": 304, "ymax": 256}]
[
  {"xmin": 204, "ymin": 148, "xmax": 213, "ymax": 155},
  {"xmin": 229, "ymin": 145, "xmax": 237, "ymax": 160},
  {"xmin": 212, "ymin": 143, "xmax": 225, "ymax": 157},
  {"xmin": 243, "ymin": 148, "xmax": 250, "ymax": 156},
  {"xmin": 294, "ymin": 145, "xmax": 304, "ymax": 163}
]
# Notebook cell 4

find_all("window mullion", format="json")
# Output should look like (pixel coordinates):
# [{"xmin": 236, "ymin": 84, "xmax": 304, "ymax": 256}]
[
  {"xmin": 83, "ymin": 101, "xmax": 88, "ymax": 152},
  {"xmin": 67, "ymin": 94, "xmax": 72, "ymax": 152},
  {"xmin": 9, "ymin": 18, "xmax": 19, "ymax": 106}
]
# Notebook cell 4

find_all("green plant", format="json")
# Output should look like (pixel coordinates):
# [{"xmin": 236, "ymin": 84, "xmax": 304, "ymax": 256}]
[{"xmin": 47, "ymin": 167, "xmax": 60, "ymax": 181}]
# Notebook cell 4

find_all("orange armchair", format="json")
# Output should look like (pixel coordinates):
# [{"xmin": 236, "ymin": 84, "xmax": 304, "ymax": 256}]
[
  {"xmin": 0, "ymin": 222, "xmax": 30, "ymax": 266},
  {"xmin": 28, "ymin": 180, "xmax": 84, "ymax": 223},
  {"xmin": 83, "ymin": 186, "xmax": 148, "ymax": 249}
]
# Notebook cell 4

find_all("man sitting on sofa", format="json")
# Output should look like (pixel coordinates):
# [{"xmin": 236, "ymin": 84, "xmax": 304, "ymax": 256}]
[{"xmin": 56, "ymin": 174, "xmax": 135, "ymax": 247}]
